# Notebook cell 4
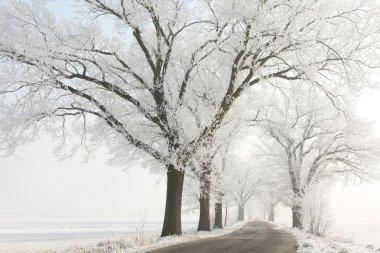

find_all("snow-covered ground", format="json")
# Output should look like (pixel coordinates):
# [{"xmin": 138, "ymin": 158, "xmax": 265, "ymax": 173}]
[
  {"xmin": 0, "ymin": 220, "xmax": 247, "ymax": 253},
  {"xmin": 2, "ymin": 220, "xmax": 378, "ymax": 253},
  {"xmin": 0, "ymin": 220, "xmax": 168, "ymax": 241},
  {"xmin": 0, "ymin": 220, "xmax": 173, "ymax": 253},
  {"xmin": 282, "ymin": 226, "xmax": 380, "ymax": 253},
  {"xmin": 65, "ymin": 221, "xmax": 247, "ymax": 253}
]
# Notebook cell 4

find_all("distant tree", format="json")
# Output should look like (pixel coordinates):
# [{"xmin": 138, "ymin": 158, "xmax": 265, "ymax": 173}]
[
  {"xmin": 260, "ymin": 184, "xmax": 289, "ymax": 222},
  {"xmin": 0, "ymin": 0, "xmax": 379, "ymax": 236},
  {"xmin": 212, "ymin": 148, "xmax": 227, "ymax": 229},
  {"xmin": 228, "ymin": 162, "xmax": 262, "ymax": 221},
  {"xmin": 258, "ymin": 87, "xmax": 379, "ymax": 229},
  {"xmin": 185, "ymin": 125, "xmax": 240, "ymax": 231},
  {"xmin": 211, "ymin": 137, "xmax": 234, "ymax": 229},
  {"xmin": 253, "ymin": 135, "xmax": 294, "ymax": 222},
  {"xmin": 232, "ymin": 134, "xmax": 292, "ymax": 223}
]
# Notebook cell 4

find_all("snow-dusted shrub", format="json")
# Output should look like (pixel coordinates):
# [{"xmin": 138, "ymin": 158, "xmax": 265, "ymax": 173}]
[{"xmin": 302, "ymin": 184, "xmax": 332, "ymax": 236}]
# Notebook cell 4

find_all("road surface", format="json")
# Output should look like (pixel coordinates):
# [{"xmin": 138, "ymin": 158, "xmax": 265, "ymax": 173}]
[{"xmin": 148, "ymin": 221, "xmax": 297, "ymax": 253}]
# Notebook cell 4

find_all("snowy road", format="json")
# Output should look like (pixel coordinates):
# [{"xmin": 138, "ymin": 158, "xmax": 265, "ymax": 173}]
[{"xmin": 147, "ymin": 221, "xmax": 297, "ymax": 253}]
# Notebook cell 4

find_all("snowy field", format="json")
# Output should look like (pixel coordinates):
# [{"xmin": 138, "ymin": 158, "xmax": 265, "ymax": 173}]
[
  {"xmin": 0, "ymin": 220, "xmax": 247, "ymax": 253},
  {"xmin": 0, "ymin": 220, "xmax": 195, "ymax": 253},
  {"xmin": 0, "ymin": 220, "xmax": 168, "ymax": 242}
]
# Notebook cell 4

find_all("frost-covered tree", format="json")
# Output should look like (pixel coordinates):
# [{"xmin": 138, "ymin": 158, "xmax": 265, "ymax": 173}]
[
  {"xmin": 259, "ymin": 178, "xmax": 290, "ymax": 222},
  {"xmin": 253, "ymin": 133, "xmax": 294, "ymax": 222},
  {"xmin": 226, "ymin": 158, "xmax": 262, "ymax": 221},
  {"xmin": 211, "ymin": 145, "xmax": 228, "ymax": 229},
  {"xmin": 258, "ymin": 87, "xmax": 379, "ymax": 229},
  {"xmin": 0, "ymin": 0, "xmax": 379, "ymax": 236},
  {"xmin": 0, "ymin": 0, "xmax": 232, "ymax": 236},
  {"xmin": 189, "ymin": 148, "xmax": 216, "ymax": 231},
  {"xmin": 184, "ymin": 125, "xmax": 240, "ymax": 231},
  {"xmin": 210, "ymin": 134, "xmax": 236, "ymax": 229}
]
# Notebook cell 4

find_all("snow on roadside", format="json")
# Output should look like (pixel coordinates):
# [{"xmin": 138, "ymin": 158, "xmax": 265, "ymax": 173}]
[
  {"xmin": 277, "ymin": 224, "xmax": 380, "ymax": 253},
  {"xmin": 62, "ymin": 221, "xmax": 248, "ymax": 253}
]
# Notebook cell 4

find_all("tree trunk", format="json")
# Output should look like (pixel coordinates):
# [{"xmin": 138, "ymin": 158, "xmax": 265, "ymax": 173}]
[
  {"xmin": 292, "ymin": 190, "xmax": 304, "ymax": 229},
  {"xmin": 161, "ymin": 164, "xmax": 185, "ymax": 236},
  {"xmin": 269, "ymin": 204, "xmax": 275, "ymax": 222},
  {"xmin": 197, "ymin": 193, "xmax": 211, "ymax": 231},
  {"xmin": 292, "ymin": 204, "xmax": 303, "ymax": 229},
  {"xmin": 238, "ymin": 205, "xmax": 244, "ymax": 221},
  {"xmin": 197, "ymin": 171, "xmax": 211, "ymax": 231},
  {"xmin": 213, "ymin": 202, "xmax": 223, "ymax": 229},
  {"xmin": 224, "ymin": 202, "xmax": 228, "ymax": 227}
]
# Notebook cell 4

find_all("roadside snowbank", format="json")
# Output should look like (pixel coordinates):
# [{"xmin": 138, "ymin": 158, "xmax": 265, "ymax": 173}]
[
  {"xmin": 62, "ymin": 221, "xmax": 247, "ymax": 253},
  {"xmin": 283, "ymin": 226, "xmax": 380, "ymax": 253}
]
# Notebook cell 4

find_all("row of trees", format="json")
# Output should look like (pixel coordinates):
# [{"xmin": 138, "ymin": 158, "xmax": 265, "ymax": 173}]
[
  {"xmin": 182, "ymin": 83, "xmax": 378, "ymax": 233},
  {"xmin": 0, "ymin": 0, "xmax": 379, "ymax": 236}
]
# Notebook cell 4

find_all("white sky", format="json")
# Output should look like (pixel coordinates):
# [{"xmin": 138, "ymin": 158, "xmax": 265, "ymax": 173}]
[
  {"xmin": 0, "ymin": 0, "xmax": 379, "ymax": 247},
  {"xmin": 0, "ymin": 139, "xmax": 167, "ymax": 221},
  {"xmin": 330, "ymin": 88, "xmax": 380, "ymax": 246}
]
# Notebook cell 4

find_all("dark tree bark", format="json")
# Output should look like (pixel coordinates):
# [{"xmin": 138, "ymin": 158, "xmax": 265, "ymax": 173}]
[
  {"xmin": 224, "ymin": 202, "xmax": 228, "ymax": 227},
  {"xmin": 292, "ymin": 204, "xmax": 303, "ymax": 229},
  {"xmin": 197, "ymin": 193, "xmax": 211, "ymax": 231},
  {"xmin": 197, "ymin": 170, "xmax": 211, "ymax": 231},
  {"xmin": 161, "ymin": 164, "xmax": 185, "ymax": 236},
  {"xmin": 291, "ymin": 190, "xmax": 304, "ymax": 229},
  {"xmin": 238, "ymin": 205, "xmax": 245, "ymax": 221},
  {"xmin": 213, "ymin": 202, "xmax": 223, "ymax": 229},
  {"xmin": 269, "ymin": 204, "xmax": 275, "ymax": 222}
]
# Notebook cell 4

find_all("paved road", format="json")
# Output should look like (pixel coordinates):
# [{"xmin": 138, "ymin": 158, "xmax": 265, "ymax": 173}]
[{"xmin": 148, "ymin": 221, "xmax": 297, "ymax": 253}]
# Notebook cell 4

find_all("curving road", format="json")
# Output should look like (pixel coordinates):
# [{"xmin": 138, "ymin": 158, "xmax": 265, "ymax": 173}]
[{"xmin": 148, "ymin": 221, "xmax": 297, "ymax": 253}]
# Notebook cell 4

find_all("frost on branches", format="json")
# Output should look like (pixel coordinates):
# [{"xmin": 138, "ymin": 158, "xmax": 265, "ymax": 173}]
[
  {"xmin": 257, "ymin": 86, "xmax": 380, "ymax": 229},
  {"xmin": 0, "ymin": 0, "xmax": 379, "ymax": 236}
]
